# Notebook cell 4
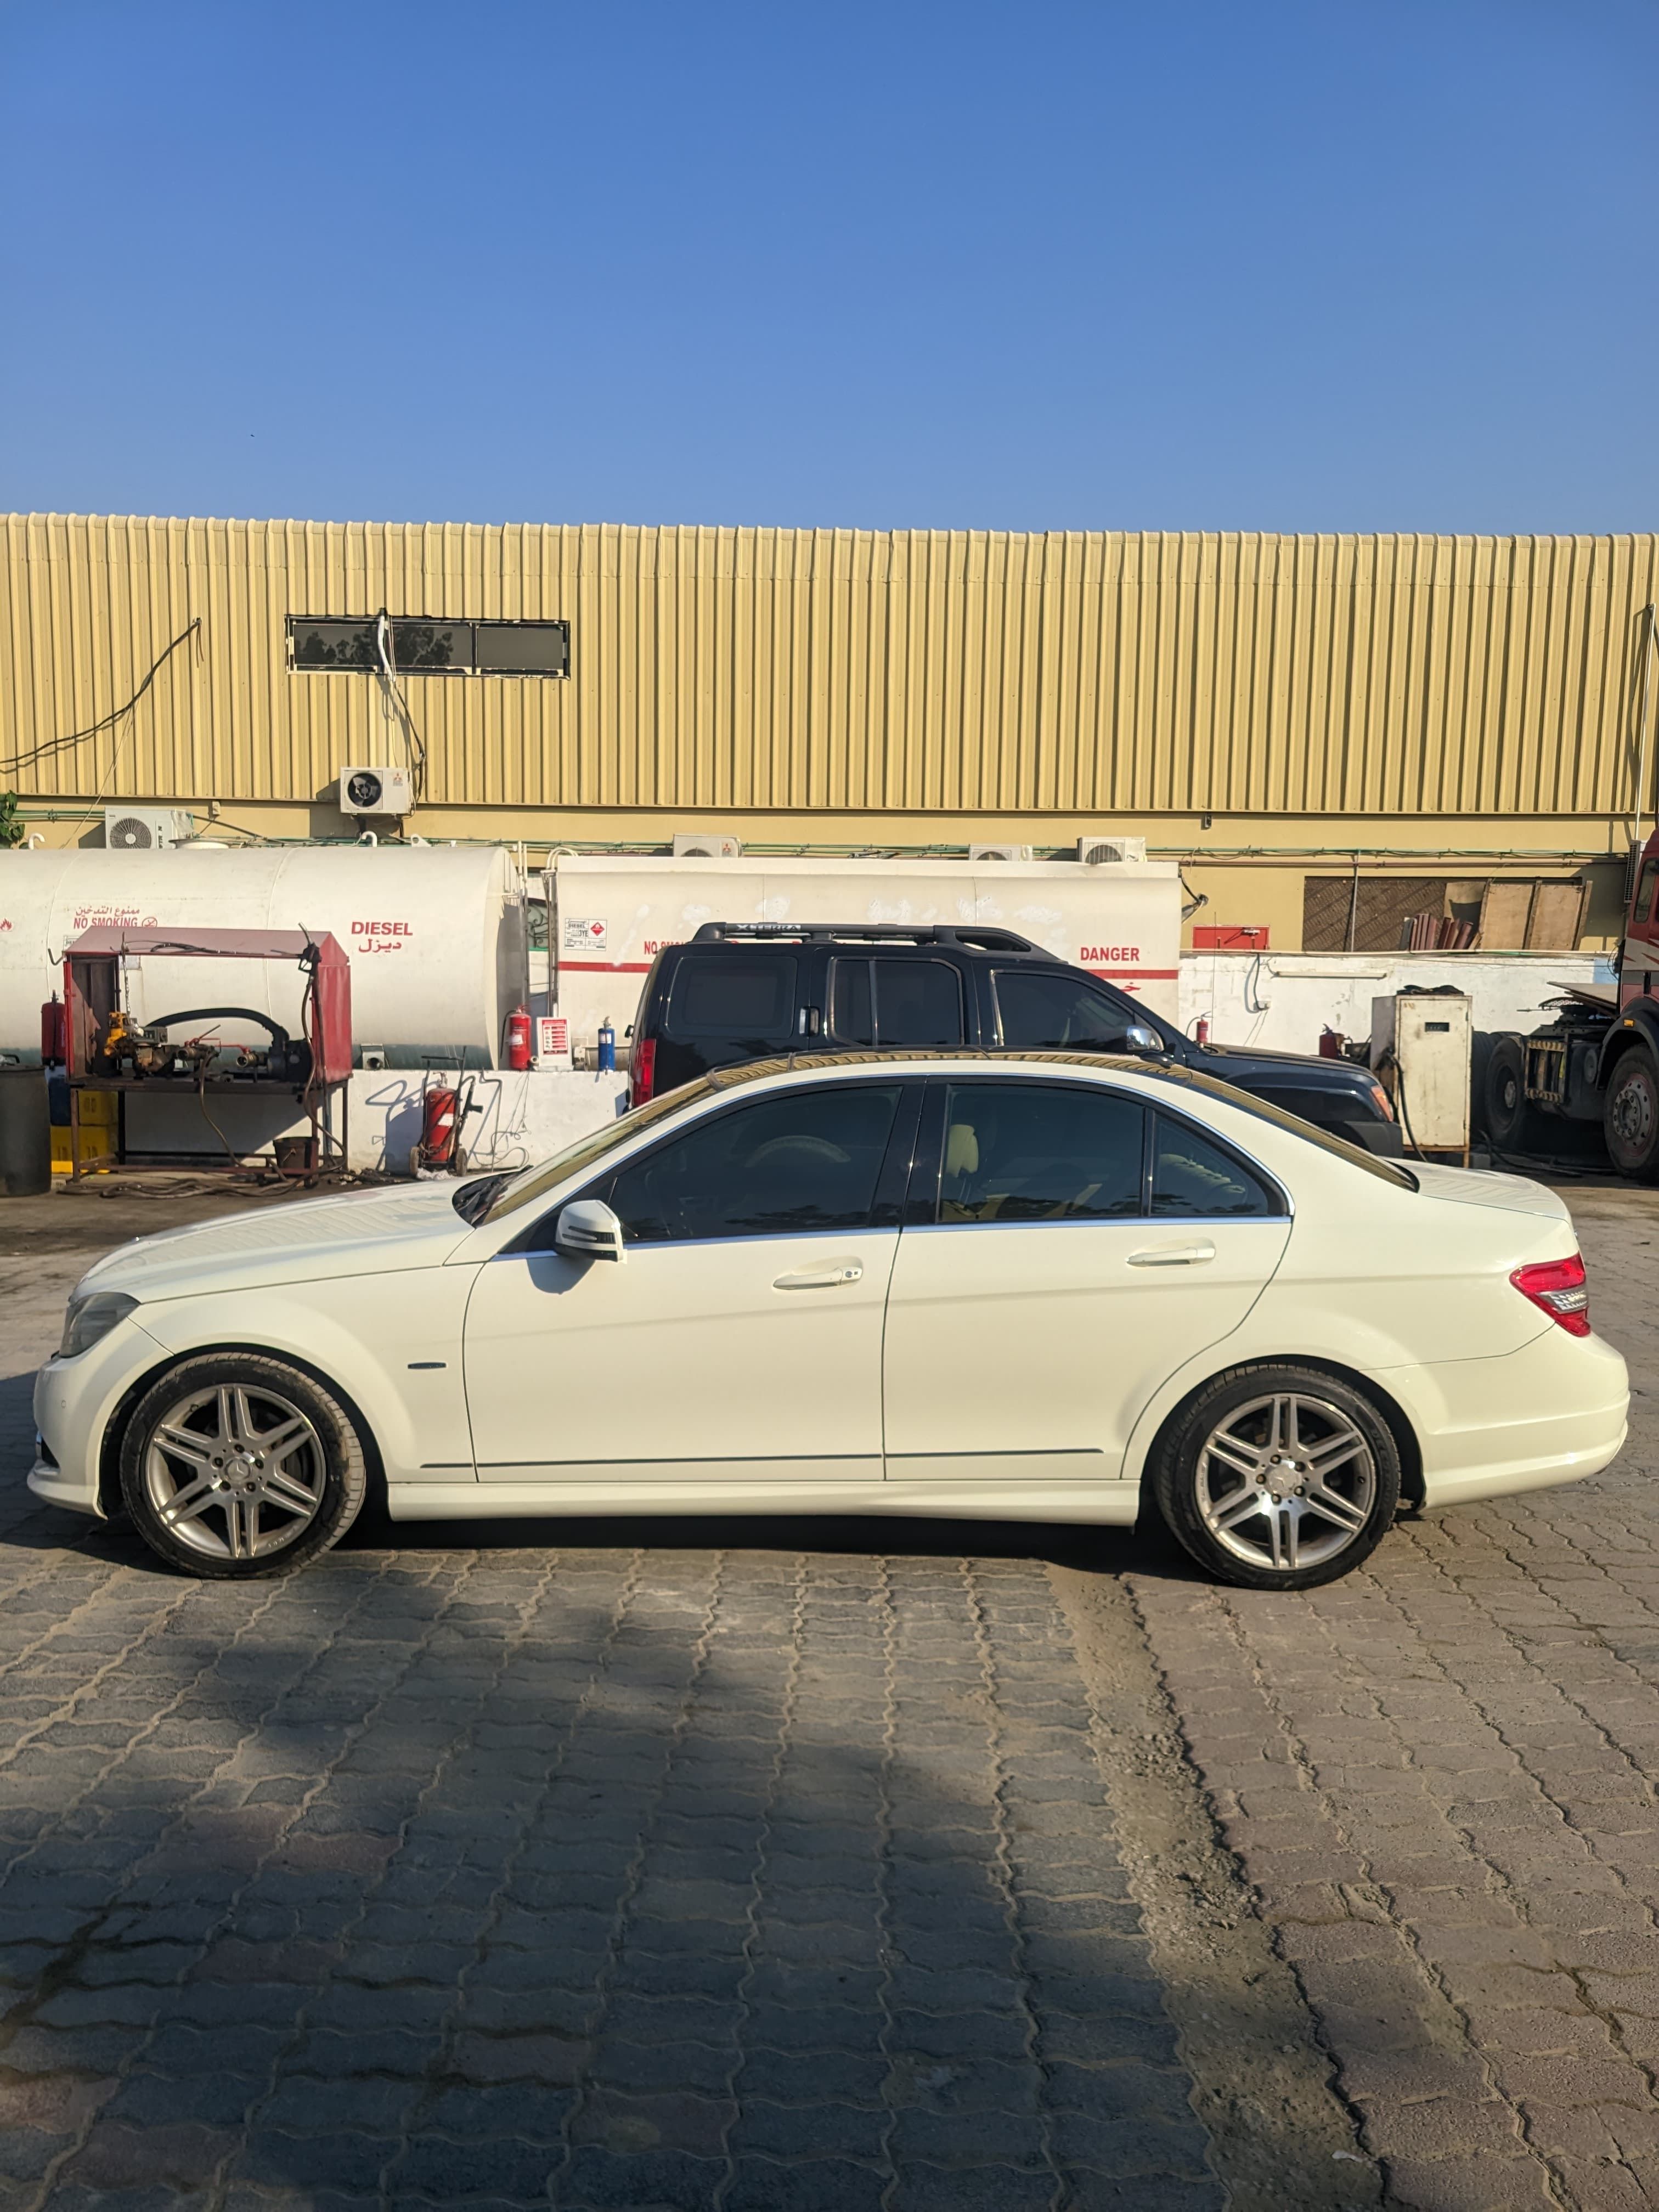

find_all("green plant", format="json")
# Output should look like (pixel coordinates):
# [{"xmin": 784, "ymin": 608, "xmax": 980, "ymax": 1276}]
[{"xmin": 0, "ymin": 792, "xmax": 22, "ymax": 848}]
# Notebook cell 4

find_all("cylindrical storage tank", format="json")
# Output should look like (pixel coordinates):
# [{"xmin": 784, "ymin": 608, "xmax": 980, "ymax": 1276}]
[
  {"xmin": 0, "ymin": 847, "xmax": 529, "ymax": 1066},
  {"xmin": 0, "ymin": 1068, "xmax": 50, "ymax": 1197},
  {"xmin": 545, "ymin": 854, "xmax": 1183, "ymax": 1042}
]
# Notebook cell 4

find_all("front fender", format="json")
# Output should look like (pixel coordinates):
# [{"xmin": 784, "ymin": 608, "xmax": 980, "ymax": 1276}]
[
  {"xmin": 130, "ymin": 1266, "xmax": 479, "ymax": 1483},
  {"xmin": 1598, "ymin": 1006, "xmax": 1659, "ymax": 1087}
]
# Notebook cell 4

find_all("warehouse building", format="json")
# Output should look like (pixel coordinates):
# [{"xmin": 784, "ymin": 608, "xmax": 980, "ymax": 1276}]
[{"xmin": 2, "ymin": 512, "xmax": 1655, "ymax": 952}]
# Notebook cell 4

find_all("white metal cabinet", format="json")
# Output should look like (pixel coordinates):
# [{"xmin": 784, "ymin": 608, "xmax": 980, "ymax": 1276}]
[
  {"xmin": 879, "ymin": 1218, "xmax": 1290, "ymax": 1481},
  {"xmin": 462, "ymin": 1232, "xmax": 898, "ymax": 1481}
]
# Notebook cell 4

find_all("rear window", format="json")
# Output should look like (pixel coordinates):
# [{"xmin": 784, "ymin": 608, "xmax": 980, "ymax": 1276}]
[{"xmin": 667, "ymin": 955, "xmax": 797, "ymax": 1041}]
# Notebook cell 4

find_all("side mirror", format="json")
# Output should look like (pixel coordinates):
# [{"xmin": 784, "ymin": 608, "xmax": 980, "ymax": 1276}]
[
  {"xmin": 1116, "ymin": 1024, "xmax": 1162, "ymax": 1054},
  {"xmin": 555, "ymin": 1198, "xmax": 627, "ymax": 1263}
]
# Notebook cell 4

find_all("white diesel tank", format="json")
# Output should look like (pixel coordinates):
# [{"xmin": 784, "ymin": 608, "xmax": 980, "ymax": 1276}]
[
  {"xmin": 546, "ymin": 854, "xmax": 1181, "ymax": 1040},
  {"xmin": 0, "ymin": 845, "xmax": 528, "ymax": 1066}
]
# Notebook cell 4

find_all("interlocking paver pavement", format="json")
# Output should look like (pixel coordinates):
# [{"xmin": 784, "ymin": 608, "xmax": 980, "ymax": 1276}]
[
  {"xmin": 9, "ymin": 1182, "xmax": 1659, "ymax": 2210},
  {"xmin": 1119, "ymin": 1204, "xmax": 1659, "ymax": 2211},
  {"xmin": 0, "ymin": 1214, "xmax": 1224, "ymax": 2211}
]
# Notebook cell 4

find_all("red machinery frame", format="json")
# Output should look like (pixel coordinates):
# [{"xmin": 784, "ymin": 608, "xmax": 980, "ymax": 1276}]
[{"xmin": 62, "ymin": 927, "xmax": 352, "ymax": 1179}]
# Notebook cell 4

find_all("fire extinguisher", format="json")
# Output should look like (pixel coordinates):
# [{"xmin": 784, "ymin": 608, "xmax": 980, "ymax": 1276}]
[
  {"xmin": 505, "ymin": 1006, "xmax": 532, "ymax": 1071},
  {"xmin": 40, "ymin": 995, "xmax": 67, "ymax": 1066},
  {"xmin": 410, "ymin": 1077, "xmax": 479, "ymax": 1176},
  {"xmin": 1194, "ymin": 1015, "xmax": 1210, "ymax": 1045}
]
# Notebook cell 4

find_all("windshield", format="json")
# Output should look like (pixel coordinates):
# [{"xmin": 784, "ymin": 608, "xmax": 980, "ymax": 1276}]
[{"xmin": 478, "ymin": 1076, "xmax": 721, "ymax": 1221}]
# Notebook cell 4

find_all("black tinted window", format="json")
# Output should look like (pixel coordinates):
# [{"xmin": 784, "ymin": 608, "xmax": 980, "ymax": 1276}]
[
  {"xmin": 994, "ymin": 969, "xmax": 1136, "ymax": 1049},
  {"xmin": 1152, "ymin": 1115, "xmax": 1276, "ymax": 1217},
  {"xmin": 939, "ymin": 1084, "xmax": 1144, "ymax": 1224},
  {"xmin": 608, "ymin": 1085, "xmax": 902, "ymax": 1243},
  {"xmin": 830, "ymin": 960, "xmax": 874, "ymax": 1046},
  {"xmin": 668, "ymin": 956, "xmax": 797, "ymax": 1041},
  {"xmin": 874, "ymin": 960, "xmax": 963, "ymax": 1046}
]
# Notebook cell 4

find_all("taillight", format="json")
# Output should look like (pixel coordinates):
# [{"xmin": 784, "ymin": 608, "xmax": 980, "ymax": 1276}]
[
  {"xmin": 1511, "ymin": 1253, "xmax": 1591, "ymax": 1338},
  {"xmin": 630, "ymin": 1037, "xmax": 656, "ymax": 1109},
  {"xmin": 1368, "ymin": 1080, "xmax": 1395, "ymax": 1124}
]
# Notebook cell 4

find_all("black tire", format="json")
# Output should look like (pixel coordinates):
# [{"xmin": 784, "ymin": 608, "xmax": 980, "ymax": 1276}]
[
  {"xmin": 408, "ymin": 1142, "xmax": 426, "ymax": 1175},
  {"xmin": 118, "ymin": 1352, "xmax": 368, "ymax": 1579},
  {"xmin": 1480, "ymin": 1035, "xmax": 1543, "ymax": 1153},
  {"xmin": 1603, "ymin": 1047, "xmax": 1659, "ymax": 1180},
  {"xmin": 450, "ymin": 1146, "xmax": 468, "ymax": 1176},
  {"xmin": 1150, "ymin": 1363, "xmax": 1402, "ymax": 1591}
]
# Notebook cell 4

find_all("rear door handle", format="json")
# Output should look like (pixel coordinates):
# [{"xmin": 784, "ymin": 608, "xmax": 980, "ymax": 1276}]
[
  {"xmin": 774, "ymin": 1262, "xmax": 864, "ymax": 1289},
  {"xmin": 1127, "ymin": 1241, "xmax": 1216, "ymax": 1267}
]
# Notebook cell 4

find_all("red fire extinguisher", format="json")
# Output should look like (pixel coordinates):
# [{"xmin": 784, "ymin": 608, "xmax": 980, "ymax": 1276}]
[
  {"xmin": 505, "ymin": 1005, "xmax": 532, "ymax": 1071},
  {"xmin": 410, "ymin": 1077, "xmax": 478, "ymax": 1175},
  {"xmin": 40, "ymin": 995, "xmax": 67, "ymax": 1066},
  {"xmin": 1194, "ymin": 1015, "xmax": 1210, "ymax": 1045}
]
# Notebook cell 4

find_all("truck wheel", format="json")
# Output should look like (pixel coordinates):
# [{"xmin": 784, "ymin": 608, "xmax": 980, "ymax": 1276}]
[
  {"xmin": 1482, "ymin": 1036, "xmax": 1541, "ymax": 1153},
  {"xmin": 118, "ymin": 1354, "xmax": 368, "ymax": 1579},
  {"xmin": 1604, "ymin": 1049, "xmax": 1659, "ymax": 1179},
  {"xmin": 1150, "ymin": 1364, "xmax": 1401, "ymax": 1591}
]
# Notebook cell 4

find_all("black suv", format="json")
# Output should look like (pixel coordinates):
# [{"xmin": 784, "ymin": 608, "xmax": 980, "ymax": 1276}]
[{"xmin": 627, "ymin": 924, "xmax": 1401, "ymax": 1155}]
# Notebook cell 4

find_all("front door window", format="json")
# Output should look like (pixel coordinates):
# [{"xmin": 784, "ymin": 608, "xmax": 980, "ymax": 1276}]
[{"xmin": 607, "ymin": 1085, "xmax": 902, "ymax": 1243}]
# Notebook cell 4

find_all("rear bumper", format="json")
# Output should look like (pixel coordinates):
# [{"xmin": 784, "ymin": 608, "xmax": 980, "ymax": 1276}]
[{"xmin": 1394, "ymin": 1327, "xmax": 1629, "ymax": 1511}]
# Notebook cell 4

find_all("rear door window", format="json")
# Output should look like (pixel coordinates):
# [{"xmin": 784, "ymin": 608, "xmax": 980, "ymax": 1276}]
[
  {"xmin": 936, "ymin": 1082, "xmax": 1146, "ymax": 1223},
  {"xmin": 875, "ymin": 960, "xmax": 963, "ymax": 1046},
  {"xmin": 992, "ymin": 968, "xmax": 1137, "ymax": 1048},
  {"xmin": 829, "ymin": 958, "xmax": 965, "ymax": 1047},
  {"xmin": 1151, "ymin": 1115, "xmax": 1279, "ymax": 1217},
  {"xmin": 830, "ymin": 959, "xmax": 874, "ymax": 1045},
  {"xmin": 667, "ymin": 955, "xmax": 797, "ymax": 1042},
  {"xmin": 606, "ymin": 1084, "xmax": 904, "ymax": 1243}
]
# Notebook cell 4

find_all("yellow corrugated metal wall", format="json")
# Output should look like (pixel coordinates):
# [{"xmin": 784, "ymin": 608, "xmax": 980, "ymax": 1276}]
[{"xmin": 2, "ymin": 514, "xmax": 1656, "ymax": 819}]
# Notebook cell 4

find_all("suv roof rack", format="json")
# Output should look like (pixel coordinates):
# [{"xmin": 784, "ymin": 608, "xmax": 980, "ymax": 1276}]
[{"xmin": 689, "ymin": 922, "xmax": 1054, "ymax": 955}]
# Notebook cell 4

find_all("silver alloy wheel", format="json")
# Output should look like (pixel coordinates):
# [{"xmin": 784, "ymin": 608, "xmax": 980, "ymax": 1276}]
[
  {"xmin": 1194, "ymin": 1391, "xmax": 1376, "ymax": 1575},
  {"xmin": 142, "ymin": 1383, "xmax": 326, "ymax": 1561}
]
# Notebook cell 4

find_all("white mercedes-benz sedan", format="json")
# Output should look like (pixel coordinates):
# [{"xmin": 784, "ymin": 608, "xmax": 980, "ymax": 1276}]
[{"xmin": 30, "ymin": 1051, "xmax": 1628, "ymax": 1590}]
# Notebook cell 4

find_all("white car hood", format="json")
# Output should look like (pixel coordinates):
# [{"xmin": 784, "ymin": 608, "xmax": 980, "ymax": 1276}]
[
  {"xmin": 1407, "ymin": 1161, "xmax": 1572, "ymax": 1223},
  {"xmin": 76, "ymin": 1182, "xmax": 476, "ymax": 1302}
]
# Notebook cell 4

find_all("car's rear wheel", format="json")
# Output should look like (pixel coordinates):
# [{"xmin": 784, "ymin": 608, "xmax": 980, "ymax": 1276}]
[
  {"xmin": 119, "ymin": 1353, "xmax": 367, "ymax": 1578},
  {"xmin": 1150, "ymin": 1364, "xmax": 1401, "ymax": 1590}
]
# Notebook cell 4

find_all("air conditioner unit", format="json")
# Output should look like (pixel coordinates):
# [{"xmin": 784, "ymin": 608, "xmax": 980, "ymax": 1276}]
[
  {"xmin": 104, "ymin": 806, "xmax": 195, "ymax": 851},
  {"xmin": 338, "ymin": 766, "xmax": 414, "ymax": 816},
  {"xmin": 1077, "ymin": 836, "xmax": 1147, "ymax": 866},
  {"xmin": 969, "ymin": 844, "xmax": 1033, "ymax": 862},
  {"xmin": 672, "ymin": 832, "xmax": 743, "ymax": 858}
]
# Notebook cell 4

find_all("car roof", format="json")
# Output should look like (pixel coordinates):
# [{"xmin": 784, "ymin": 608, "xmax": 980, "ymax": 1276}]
[{"xmin": 698, "ymin": 1047, "xmax": 1175, "ymax": 1092}]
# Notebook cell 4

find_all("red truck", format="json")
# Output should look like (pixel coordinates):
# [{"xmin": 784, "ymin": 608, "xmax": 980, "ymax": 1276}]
[{"xmin": 1483, "ymin": 837, "xmax": 1659, "ymax": 1176}]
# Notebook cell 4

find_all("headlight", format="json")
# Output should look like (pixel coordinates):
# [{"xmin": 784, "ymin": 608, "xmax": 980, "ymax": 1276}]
[{"xmin": 59, "ymin": 1292, "xmax": 139, "ymax": 1359}]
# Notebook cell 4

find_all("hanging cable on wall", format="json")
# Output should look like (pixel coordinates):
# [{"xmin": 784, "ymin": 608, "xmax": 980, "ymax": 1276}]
[
  {"xmin": 373, "ymin": 611, "xmax": 428, "ymax": 801},
  {"xmin": 0, "ymin": 617, "xmax": 203, "ymax": 776}
]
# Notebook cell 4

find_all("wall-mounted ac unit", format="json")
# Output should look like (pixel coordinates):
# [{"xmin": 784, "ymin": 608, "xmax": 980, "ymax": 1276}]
[
  {"xmin": 104, "ymin": 806, "xmax": 195, "ymax": 851},
  {"xmin": 1078, "ymin": 836, "xmax": 1147, "ymax": 866},
  {"xmin": 338, "ymin": 766, "xmax": 414, "ymax": 816},
  {"xmin": 969, "ymin": 844, "xmax": 1033, "ymax": 862},
  {"xmin": 672, "ymin": 832, "xmax": 743, "ymax": 858}
]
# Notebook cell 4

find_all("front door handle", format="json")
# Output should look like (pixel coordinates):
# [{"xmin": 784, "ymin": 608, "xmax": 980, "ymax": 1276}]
[
  {"xmin": 1127, "ymin": 1240, "xmax": 1217, "ymax": 1267},
  {"xmin": 774, "ymin": 1261, "xmax": 864, "ymax": 1289}
]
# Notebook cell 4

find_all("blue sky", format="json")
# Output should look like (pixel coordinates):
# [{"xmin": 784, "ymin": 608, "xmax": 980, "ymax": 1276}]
[{"xmin": 3, "ymin": 1, "xmax": 1655, "ymax": 534}]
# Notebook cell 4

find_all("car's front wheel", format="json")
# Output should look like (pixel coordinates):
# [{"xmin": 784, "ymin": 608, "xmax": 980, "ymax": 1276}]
[
  {"xmin": 1150, "ymin": 1364, "xmax": 1401, "ymax": 1590},
  {"xmin": 118, "ymin": 1353, "xmax": 368, "ymax": 1578}
]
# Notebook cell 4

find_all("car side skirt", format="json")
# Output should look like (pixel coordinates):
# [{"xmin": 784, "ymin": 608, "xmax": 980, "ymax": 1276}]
[{"xmin": 387, "ymin": 1479, "xmax": 1143, "ymax": 1526}]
